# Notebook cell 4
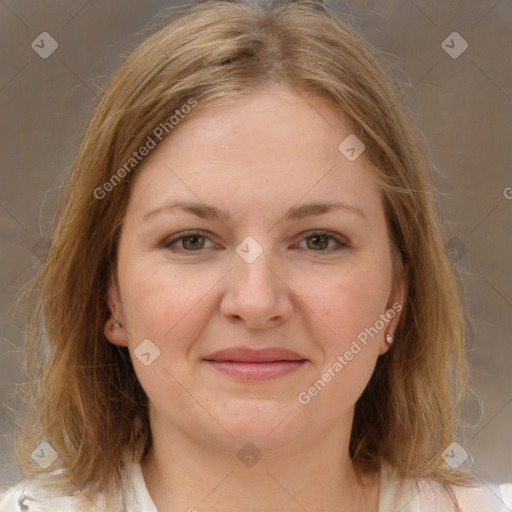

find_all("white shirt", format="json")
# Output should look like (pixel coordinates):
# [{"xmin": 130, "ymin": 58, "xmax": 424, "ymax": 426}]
[{"xmin": 1, "ymin": 461, "xmax": 511, "ymax": 511}]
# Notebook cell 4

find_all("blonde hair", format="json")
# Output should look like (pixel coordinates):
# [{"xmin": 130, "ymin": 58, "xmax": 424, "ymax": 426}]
[{"xmin": 14, "ymin": 0, "xmax": 475, "ymax": 508}]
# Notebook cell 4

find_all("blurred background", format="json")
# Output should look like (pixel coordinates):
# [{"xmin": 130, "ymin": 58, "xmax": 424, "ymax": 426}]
[{"xmin": 0, "ymin": 0, "xmax": 511, "ymax": 494}]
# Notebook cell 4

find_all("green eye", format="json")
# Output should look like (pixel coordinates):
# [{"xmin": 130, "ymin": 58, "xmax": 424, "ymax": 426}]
[
  {"xmin": 299, "ymin": 231, "xmax": 348, "ymax": 251},
  {"xmin": 162, "ymin": 230, "xmax": 349, "ymax": 255},
  {"xmin": 163, "ymin": 232, "xmax": 211, "ymax": 251}
]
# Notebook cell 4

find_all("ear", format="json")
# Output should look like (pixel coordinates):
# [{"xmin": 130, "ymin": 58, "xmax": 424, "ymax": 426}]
[
  {"xmin": 104, "ymin": 284, "xmax": 128, "ymax": 347},
  {"xmin": 379, "ymin": 262, "xmax": 407, "ymax": 355}
]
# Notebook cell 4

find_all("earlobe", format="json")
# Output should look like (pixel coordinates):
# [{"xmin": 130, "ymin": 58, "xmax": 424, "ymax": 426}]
[
  {"xmin": 379, "ymin": 267, "xmax": 407, "ymax": 355},
  {"xmin": 104, "ymin": 286, "xmax": 128, "ymax": 347},
  {"xmin": 104, "ymin": 318, "xmax": 128, "ymax": 347}
]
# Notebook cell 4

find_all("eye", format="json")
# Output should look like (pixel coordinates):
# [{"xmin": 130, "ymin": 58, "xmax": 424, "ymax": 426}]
[
  {"xmin": 162, "ymin": 231, "xmax": 214, "ymax": 252},
  {"xmin": 162, "ymin": 229, "xmax": 349, "ymax": 255},
  {"xmin": 296, "ymin": 230, "xmax": 349, "ymax": 252}
]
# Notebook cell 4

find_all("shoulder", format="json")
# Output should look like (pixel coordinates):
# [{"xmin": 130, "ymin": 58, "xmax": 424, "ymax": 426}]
[
  {"xmin": 0, "ymin": 473, "xmax": 106, "ymax": 512},
  {"xmin": 379, "ymin": 462, "xmax": 512, "ymax": 512},
  {"xmin": 0, "ymin": 463, "xmax": 147, "ymax": 512},
  {"xmin": 417, "ymin": 477, "xmax": 512, "ymax": 512}
]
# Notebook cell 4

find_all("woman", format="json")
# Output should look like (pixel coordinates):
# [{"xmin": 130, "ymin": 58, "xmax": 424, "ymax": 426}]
[{"xmin": 1, "ymin": 0, "xmax": 510, "ymax": 510}]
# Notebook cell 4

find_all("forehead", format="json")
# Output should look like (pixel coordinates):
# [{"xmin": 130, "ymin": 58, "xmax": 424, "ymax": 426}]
[{"xmin": 126, "ymin": 85, "xmax": 383, "ymax": 224}]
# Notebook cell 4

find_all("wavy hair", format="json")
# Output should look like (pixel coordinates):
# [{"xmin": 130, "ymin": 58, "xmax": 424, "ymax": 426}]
[{"xmin": 13, "ymin": 0, "xmax": 474, "ymax": 508}]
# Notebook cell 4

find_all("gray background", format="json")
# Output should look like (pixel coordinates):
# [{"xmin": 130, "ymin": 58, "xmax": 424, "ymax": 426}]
[{"xmin": 0, "ymin": 0, "xmax": 511, "ymax": 492}]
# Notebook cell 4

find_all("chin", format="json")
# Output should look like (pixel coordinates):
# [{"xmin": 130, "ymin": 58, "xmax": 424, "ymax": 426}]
[{"xmin": 219, "ymin": 402, "xmax": 303, "ymax": 445}]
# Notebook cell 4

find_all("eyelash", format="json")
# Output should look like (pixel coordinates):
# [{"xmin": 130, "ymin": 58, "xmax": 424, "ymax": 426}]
[{"xmin": 162, "ymin": 230, "xmax": 349, "ymax": 255}]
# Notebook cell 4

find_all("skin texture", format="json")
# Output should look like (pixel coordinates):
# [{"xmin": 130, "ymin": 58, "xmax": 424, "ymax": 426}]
[{"xmin": 104, "ymin": 84, "xmax": 405, "ymax": 512}]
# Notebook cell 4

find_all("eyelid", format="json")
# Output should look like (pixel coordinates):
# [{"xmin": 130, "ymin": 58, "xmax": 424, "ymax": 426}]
[{"xmin": 161, "ymin": 229, "xmax": 349, "ymax": 253}]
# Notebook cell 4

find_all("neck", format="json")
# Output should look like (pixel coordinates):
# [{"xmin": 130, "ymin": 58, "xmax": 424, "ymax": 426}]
[{"xmin": 140, "ymin": 416, "xmax": 380, "ymax": 512}]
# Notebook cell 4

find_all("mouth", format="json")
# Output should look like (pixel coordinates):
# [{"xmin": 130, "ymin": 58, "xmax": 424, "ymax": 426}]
[{"xmin": 203, "ymin": 346, "xmax": 308, "ymax": 381}]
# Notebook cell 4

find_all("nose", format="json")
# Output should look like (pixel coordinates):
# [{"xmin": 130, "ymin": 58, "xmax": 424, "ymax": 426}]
[{"xmin": 219, "ymin": 241, "xmax": 294, "ymax": 329}]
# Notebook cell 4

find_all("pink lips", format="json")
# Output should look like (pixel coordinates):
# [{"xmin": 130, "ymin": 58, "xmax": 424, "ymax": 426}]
[{"xmin": 203, "ymin": 346, "xmax": 308, "ymax": 381}]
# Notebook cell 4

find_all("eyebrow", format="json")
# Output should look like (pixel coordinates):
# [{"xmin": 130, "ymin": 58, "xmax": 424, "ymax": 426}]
[{"xmin": 142, "ymin": 200, "xmax": 367, "ymax": 223}]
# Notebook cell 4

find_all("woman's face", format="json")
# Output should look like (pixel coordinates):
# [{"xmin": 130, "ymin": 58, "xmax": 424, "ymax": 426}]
[{"xmin": 105, "ymin": 85, "xmax": 405, "ymax": 454}]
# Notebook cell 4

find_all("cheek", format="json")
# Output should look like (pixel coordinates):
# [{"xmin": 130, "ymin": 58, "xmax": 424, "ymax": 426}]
[
  {"xmin": 118, "ymin": 257, "xmax": 219, "ymax": 408},
  {"xmin": 301, "ymin": 260, "xmax": 390, "ymax": 393},
  {"xmin": 307, "ymin": 262, "xmax": 390, "ymax": 341},
  {"xmin": 294, "ymin": 268, "xmax": 387, "ymax": 415},
  {"xmin": 119, "ymin": 254, "xmax": 217, "ymax": 352}
]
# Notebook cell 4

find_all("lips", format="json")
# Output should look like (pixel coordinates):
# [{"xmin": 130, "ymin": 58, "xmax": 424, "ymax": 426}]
[{"xmin": 203, "ymin": 346, "xmax": 308, "ymax": 381}]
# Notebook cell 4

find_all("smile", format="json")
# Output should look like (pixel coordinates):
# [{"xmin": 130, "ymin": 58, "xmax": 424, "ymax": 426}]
[{"xmin": 203, "ymin": 346, "xmax": 309, "ymax": 381}]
